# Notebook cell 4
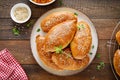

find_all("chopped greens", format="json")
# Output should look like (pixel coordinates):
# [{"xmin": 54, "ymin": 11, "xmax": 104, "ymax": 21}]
[
  {"xmin": 26, "ymin": 20, "xmax": 34, "ymax": 28},
  {"xmin": 12, "ymin": 20, "xmax": 35, "ymax": 36},
  {"xmin": 77, "ymin": 24, "xmax": 84, "ymax": 30},
  {"xmin": 55, "ymin": 46, "xmax": 72, "ymax": 58},
  {"xmin": 74, "ymin": 12, "xmax": 78, "ymax": 16},
  {"xmin": 37, "ymin": 28, "xmax": 40, "ymax": 32},
  {"xmin": 96, "ymin": 61, "xmax": 105, "ymax": 70},
  {"xmin": 96, "ymin": 53, "xmax": 101, "ymax": 58},
  {"xmin": 89, "ymin": 52, "xmax": 93, "ymax": 55},
  {"xmin": 96, "ymin": 65, "xmax": 101, "ymax": 70},
  {"xmin": 59, "ymin": 0, "xmax": 63, "ymax": 6},
  {"xmin": 65, "ymin": 52, "xmax": 72, "ymax": 58},
  {"xmin": 92, "ymin": 45, "xmax": 94, "ymax": 49},
  {"xmin": 99, "ymin": 61, "xmax": 105, "ymax": 66},
  {"xmin": 12, "ymin": 27, "xmax": 20, "ymax": 36},
  {"xmin": 55, "ymin": 45, "xmax": 63, "ymax": 54}
]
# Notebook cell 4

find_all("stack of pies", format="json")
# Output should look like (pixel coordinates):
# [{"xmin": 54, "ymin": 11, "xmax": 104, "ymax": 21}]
[
  {"xmin": 113, "ymin": 30, "xmax": 120, "ymax": 76},
  {"xmin": 36, "ymin": 11, "xmax": 92, "ymax": 70}
]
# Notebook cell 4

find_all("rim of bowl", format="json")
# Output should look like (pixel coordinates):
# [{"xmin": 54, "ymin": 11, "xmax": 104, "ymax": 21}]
[
  {"xmin": 10, "ymin": 3, "xmax": 31, "ymax": 24},
  {"xmin": 29, "ymin": 0, "xmax": 56, "ymax": 6}
]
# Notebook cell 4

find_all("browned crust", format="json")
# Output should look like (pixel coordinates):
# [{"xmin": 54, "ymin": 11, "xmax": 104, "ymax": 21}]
[
  {"xmin": 116, "ymin": 31, "xmax": 120, "ymax": 45},
  {"xmin": 44, "ymin": 20, "xmax": 77, "ymax": 52},
  {"xmin": 70, "ymin": 21, "xmax": 92, "ymax": 59},
  {"xmin": 36, "ymin": 35, "xmax": 62, "ymax": 70},
  {"xmin": 113, "ymin": 49, "xmax": 120, "ymax": 76},
  {"xmin": 52, "ymin": 48, "xmax": 89, "ymax": 70},
  {"xmin": 41, "ymin": 11, "xmax": 77, "ymax": 32}
]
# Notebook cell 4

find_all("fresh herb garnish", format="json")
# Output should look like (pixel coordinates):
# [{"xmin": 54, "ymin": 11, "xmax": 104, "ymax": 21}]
[
  {"xmin": 96, "ymin": 65, "xmax": 101, "ymax": 70},
  {"xmin": 26, "ymin": 20, "xmax": 34, "ymax": 28},
  {"xmin": 74, "ymin": 12, "xmax": 78, "ymax": 16},
  {"xmin": 55, "ymin": 45, "xmax": 63, "ymax": 54},
  {"xmin": 92, "ymin": 45, "xmax": 94, "ymax": 49},
  {"xmin": 37, "ymin": 28, "xmax": 40, "ymax": 32},
  {"xmin": 59, "ymin": 0, "xmax": 63, "ymax": 6},
  {"xmin": 99, "ymin": 61, "xmax": 105, "ymax": 66},
  {"xmin": 65, "ymin": 52, "xmax": 72, "ymax": 58},
  {"xmin": 89, "ymin": 52, "xmax": 93, "ymax": 55},
  {"xmin": 77, "ymin": 24, "xmax": 84, "ymax": 30},
  {"xmin": 55, "ymin": 46, "xmax": 72, "ymax": 58},
  {"xmin": 96, "ymin": 61, "xmax": 105, "ymax": 70},
  {"xmin": 12, "ymin": 20, "xmax": 35, "ymax": 36},
  {"xmin": 12, "ymin": 27, "xmax": 20, "ymax": 36},
  {"xmin": 96, "ymin": 53, "xmax": 101, "ymax": 58}
]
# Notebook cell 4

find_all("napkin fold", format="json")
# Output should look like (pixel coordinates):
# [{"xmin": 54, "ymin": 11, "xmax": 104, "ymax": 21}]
[{"xmin": 0, "ymin": 48, "xmax": 28, "ymax": 80}]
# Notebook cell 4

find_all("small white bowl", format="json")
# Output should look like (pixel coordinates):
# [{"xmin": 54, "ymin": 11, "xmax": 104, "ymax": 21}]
[
  {"xmin": 10, "ymin": 3, "xmax": 31, "ymax": 23},
  {"xmin": 29, "ymin": 0, "xmax": 56, "ymax": 6}
]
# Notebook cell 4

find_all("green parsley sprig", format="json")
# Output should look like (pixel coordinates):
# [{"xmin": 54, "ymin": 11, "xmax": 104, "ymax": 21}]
[
  {"xmin": 77, "ymin": 24, "xmax": 84, "ymax": 30},
  {"xmin": 96, "ymin": 53, "xmax": 101, "ymax": 58},
  {"xmin": 59, "ymin": 0, "xmax": 63, "ymax": 6},
  {"xmin": 55, "ymin": 45, "xmax": 63, "ymax": 54},
  {"xmin": 64, "ymin": 52, "xmax": 72, "ymax": 58},
  {"xmin": 92, "ymin": 45, "xmax": 94, "ymax": 49},
  {"xmin": 26, "ymin": 20, "xmax": 34, "ymax": 28},
  {"xmin": 96, "ymin": 61, "xmax": 105, "ymax": 70},
  {"xmin": 12, "ymin": 20, "xmax": 35, "ymax": 36},
  {"xmin": 12, "ymin": 27, "xmax": 20, "ymax": 36},
  {"xmin": 55, "ymin": 45, "xmax": 72, "ymax": 58},
  {"xmin": 74, "ymin": 12, "xmax": 78, "ymax": 16},
  {"xmin": 89, "ymin": 52, "xmax": 93, "ymax": 55},
  {"xmin": 37, "ymin": 28, "xmax": 40, "ymax": 32}
]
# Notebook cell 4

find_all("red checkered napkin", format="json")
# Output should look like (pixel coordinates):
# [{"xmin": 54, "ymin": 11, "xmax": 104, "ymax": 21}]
[{"xmin": 0, "ymin": 48, "xmax": 28, "ymax": 80}]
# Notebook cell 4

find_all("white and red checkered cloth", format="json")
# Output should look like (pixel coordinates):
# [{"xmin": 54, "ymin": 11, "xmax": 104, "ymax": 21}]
[{"xmin": 0, "ymin": 48, "xmax": 28, "ymax": 80}]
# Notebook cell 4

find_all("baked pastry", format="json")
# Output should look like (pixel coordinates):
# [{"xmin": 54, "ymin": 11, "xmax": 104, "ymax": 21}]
[
  {"xmin": 41, "ymin": 11, "xmax": 77, "ymax": 32},
  {"xmin": 52, "ymin": 48, "xmax": 89, "ymax": 70},
  {"xmin": 44, "ymin": 20, "xmax": 77, "ymax": 52},
  {"xmin": 36, "ymin": 35, "xmax": 62, "ymax": 70},
  {"xmin": 113, "ymin": 49, "xmax": 120, "ymax": 76},
  {"xmin": 116, "ymin": 30, "xmax": 120, "ymax": 45},
  {"xmin": 70, "ymin": 21, "xmax": 92, "ymax": 59}
]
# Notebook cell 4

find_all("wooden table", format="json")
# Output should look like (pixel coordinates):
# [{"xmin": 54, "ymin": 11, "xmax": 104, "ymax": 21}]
[{"xmin": 0, "ymin": 0, "xmax": 120, "ymax": 80}]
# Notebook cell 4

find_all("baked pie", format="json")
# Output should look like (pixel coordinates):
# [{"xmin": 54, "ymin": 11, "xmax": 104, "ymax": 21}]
[
  {"xmin": 71, "ymin": 21, "xmax": 92, "ymax": 59},
  {"xmin": 113, "ymin": 49, "xmax": 120, "ymax": 76},
  {"xmin": 44, "ymin": 20, "xmax": 77, "ymax": 52},
  {"xmin": 116, "ymin": 30, "xmax": 120, "ymax": 45},
  {"xmin": 52, "ymin": 48, "xmax": 89, "ymax": 70},
  {"xmin": 41, "ymin": 11, "xmax": 77, "ymax": 32},
  {"xmin": 36, "ymin": 35, "xmax": 62, "ymax": 70},
  {"xmin": 35, "ymin": 11, "xmax": 93, "ymax": 71}
]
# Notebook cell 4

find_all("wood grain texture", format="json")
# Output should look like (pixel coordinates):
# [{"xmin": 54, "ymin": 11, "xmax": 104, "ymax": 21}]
[
  {"xmin": 0, "ymin": 0, "xmax": 120, "ymax": 79},
  {"xmin": 0, "ymin": 19, "xmax": 119, "ymax": 40},
  {"xmin": 22, "ymin": 64, "xmax": 115, "ymax": 80},
  {"xmin": 0, "ymin": 40, "xmax": 110, "ymax": 64},
  {"xmin": 0, "ymin": 0, "xmax": 120, "ymax": 19}
]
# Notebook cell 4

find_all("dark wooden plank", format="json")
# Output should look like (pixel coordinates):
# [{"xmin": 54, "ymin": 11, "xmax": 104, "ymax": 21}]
[
  {"xmin": 0, "ymin": 40, "xmax": 111, "ymax": 64},
  {"xmin": 0, "ymin": 19, "xmax": 36, "ymax": 39},
  {"xmin": 0, "ymin": 0, "xmax": 120, "ymax": 19},
  {"xmin": 0, "ymin": 40, "xmax": 36, "ymax": 64},
  {"xmin": 22, "ymin": 64, "xmax": 115, "ymax": 80},
  {"xmin": 0, "ymin": 19, "xmax": 119, "ymax": 40},
  {"xmin": 0, "ymin": 28, "xmax": 32, "ymax": 39}
]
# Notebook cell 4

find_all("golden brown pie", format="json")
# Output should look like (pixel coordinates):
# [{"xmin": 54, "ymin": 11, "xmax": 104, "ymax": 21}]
[
  {"xmin": 44, "ymin": 20, "xmax": 77, "ymax": 52},
  {"xmin": 41, "ymin": 11, "xmax": 77, "ymax": 32},
  {"xmin": 70, "ymin": 21, "xmax": 92, "ymax": 59},
  {"xmin": 116, "ymin": 31, "xmax": 120, "ymax": 45},
  {"xmin": 113, "ymin": 49, "xmax": 120, "ymax": 76},
  {"xmin": 36, "ymin": 35, "xmax": 62, "ymax": 70},
  {"xmin": 52, "ymin": 48, "xmax": 89, "ymax": 70}
]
